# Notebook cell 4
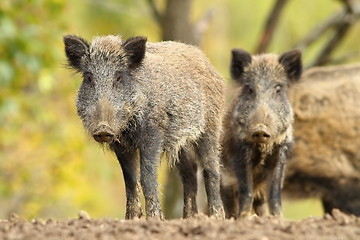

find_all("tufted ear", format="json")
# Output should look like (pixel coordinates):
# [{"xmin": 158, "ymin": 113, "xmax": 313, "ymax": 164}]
[
  {"xmin": 63, "ymin": 35, "xmax": 90, "ymax": 71},
  {"xmin": 122, "ymin": 36, "xmax": 147, "ymax": 69},
  {"xmin": 279, "ymin": 50, "xmax": 302, "ymax": 82},
  {"xmin": 230, "ymin": 48, "xmax": 252, "ymax": 82}
]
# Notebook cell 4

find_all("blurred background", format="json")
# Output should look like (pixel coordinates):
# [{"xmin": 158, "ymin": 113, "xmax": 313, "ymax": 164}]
[{"xmin": 1, "ymin": 0, "xmax": 359, "ymax": 220}]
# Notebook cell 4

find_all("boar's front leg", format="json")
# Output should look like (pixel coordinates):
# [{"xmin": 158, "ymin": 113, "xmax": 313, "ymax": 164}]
[
  {"xmin": 268, "ymin": 146, "xmax": 287, "ymax": 216},
  {"xmin": 111, "ymin": 142, "xmax": 143, "ymax": 219},
  {"xmin": 233, "ymin": 145, "xmax": 254, "ymax": 218},
  {"xmin": 139, "ymin": 134, "xmax": 164, "ymax": 220}
]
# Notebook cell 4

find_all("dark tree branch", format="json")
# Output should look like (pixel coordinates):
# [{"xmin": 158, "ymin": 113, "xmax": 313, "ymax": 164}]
[
  {"xmin": 294, "ymin": 12, "xmax": 345, "ymax": 50},
  {"xmin": 255, "ymin": 0, "xmax": 289, "ymax": 54},
  {"xmin": 309, "ymin": 1, "xmax": 359, "ymax": 67},
  {"xmin": 340, "ymin": 0, "xmax": 355, "ymax": 13},
  {"xmin": 146, "ymin": 0, "xmax": 163, "ymax": 24},
  {"xmin": 309, "ymin": 22, "xmax": 352, "ymax": 67},
  {"xmin": 294, "ymin": 1, "xmax": 360, "ymax": 51}
]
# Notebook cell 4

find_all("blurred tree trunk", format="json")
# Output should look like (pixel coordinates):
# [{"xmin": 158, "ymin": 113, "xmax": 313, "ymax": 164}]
[
  {"xmin": 162, "ymin": 0, "xmax": 197, "ymax": 44},
  {"xmin": 147, "ymin": 0, "xmax": 211, "ymax": 45},
  {"xmin": 146, "ymin": 0, "xmax": 212, "ymax": 218}
]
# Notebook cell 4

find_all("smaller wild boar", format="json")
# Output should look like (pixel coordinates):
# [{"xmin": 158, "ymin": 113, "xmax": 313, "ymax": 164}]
[
  {"xmin": 220, "ymin": 49, "xmax": 302, "ymax": 218},
  {"xmin": 63, "ymin": 35, "xmax": 225, "ymax": 220}
]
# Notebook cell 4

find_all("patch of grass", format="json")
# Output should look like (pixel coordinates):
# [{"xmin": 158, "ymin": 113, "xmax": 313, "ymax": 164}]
[{"xmin": 283, "ymin": 198, "xmax": 324, "ymax": 220}]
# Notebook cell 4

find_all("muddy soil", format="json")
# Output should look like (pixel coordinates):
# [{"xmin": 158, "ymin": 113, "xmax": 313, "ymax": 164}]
[{"xmin": 0, "ymin": 209, "xmax": 359, "ymax": 240}]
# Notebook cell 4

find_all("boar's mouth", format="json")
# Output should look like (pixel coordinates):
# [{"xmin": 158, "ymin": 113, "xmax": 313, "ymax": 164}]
[{"xmin": 93, "ymin": 124, "xmax": 115, "ymax": 143}]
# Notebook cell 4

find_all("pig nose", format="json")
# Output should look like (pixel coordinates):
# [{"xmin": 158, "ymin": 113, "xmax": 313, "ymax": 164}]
[
  {"xmin": 93, "ymin": 124, "xmax": 115, "ymax": 143},
  {"xmin": 252, "ymin": 130, "xmax": 271, "ymax": 143}
]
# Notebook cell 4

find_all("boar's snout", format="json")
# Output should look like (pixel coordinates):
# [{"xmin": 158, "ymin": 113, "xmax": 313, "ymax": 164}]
[
  {"xmin": 251, "ymin": 126, "xmax": 271, "ymax": 143},
  {"xmin": 93, "ymin": 124, "xmax": 115, "ymax": 143}
]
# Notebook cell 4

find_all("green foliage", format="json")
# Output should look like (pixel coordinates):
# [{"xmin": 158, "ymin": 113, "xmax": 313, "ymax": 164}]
[
  {"xmin": 0, "ymin": 0, "xmax": 126, "ymax": 219},
  {"xmin": 0, "ymin": 0, "xmax": 66, "ymax": 218},
  {"xmin": 0, "ymin": 0, "xmax": 63, "ymax": 90}
]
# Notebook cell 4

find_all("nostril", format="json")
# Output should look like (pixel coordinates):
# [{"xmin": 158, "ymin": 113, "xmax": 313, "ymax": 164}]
[
  {"xmin": 252, "ymin": 133, "xmax": 260, "ymax": 138},
  {"xmin": 263, "ymin": 132, "xmax": 270, "ymax": 138},
  {"xmin": 252, "ymin": 130, "xmax": 271, "ymax": 142}
]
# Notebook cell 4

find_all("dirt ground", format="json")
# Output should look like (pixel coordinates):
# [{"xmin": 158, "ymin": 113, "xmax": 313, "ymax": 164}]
[{"xmin": 0, "ymin": 209, "xmax": 359, "ymax": 240}]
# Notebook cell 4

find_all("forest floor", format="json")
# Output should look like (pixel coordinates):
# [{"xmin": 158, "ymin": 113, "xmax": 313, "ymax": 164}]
[{"xmin": 0, "ymin": 209, "xmax": 359, "ymax": 240}]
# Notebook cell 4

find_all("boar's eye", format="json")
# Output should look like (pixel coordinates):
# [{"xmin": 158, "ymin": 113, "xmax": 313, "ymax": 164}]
[
  {"xmin": 275, "ymin": 84, "xmax": 282, "ymax": 93},
  {"xmin": 244, "ymin": 85, "xmax": 254, "ymax": 95},
  {"xmin": 115, "ymin": 71, "xmax": 123, "ymax": 83},
  {"xmin": 83, "ymin": 72, "xmax": 93, "ymax": 84}
]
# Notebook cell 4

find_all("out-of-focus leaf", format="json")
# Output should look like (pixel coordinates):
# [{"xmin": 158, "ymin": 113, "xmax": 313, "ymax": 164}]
[
  {"xmin": 37, "ymin": 69, "xmax": 54, "ymax": 93},
  {"xmin": 0, "ymin": 16, "xmax": 17, "ymax": 39},
  {"xmin": 0, "ymin": 61, "xmax": 14, "ymax": 86}
]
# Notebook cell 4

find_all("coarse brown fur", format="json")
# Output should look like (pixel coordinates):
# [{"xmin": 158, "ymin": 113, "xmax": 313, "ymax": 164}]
[
  {"xmin": 64, "ymin": 35, "xmax": 225, "ymax": 220},
  {"xmin": 284, "ymin": 63, "xmax": 360, "ymax": 216},
  {"xmin": 220, "ymin": 49, "xmax": 302, "ymax": 218}
]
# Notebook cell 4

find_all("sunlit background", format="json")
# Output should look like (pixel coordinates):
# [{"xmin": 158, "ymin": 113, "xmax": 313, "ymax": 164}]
[{"xmin": 1, "ymin": 0, "xmax": 359, "ymax": 220}]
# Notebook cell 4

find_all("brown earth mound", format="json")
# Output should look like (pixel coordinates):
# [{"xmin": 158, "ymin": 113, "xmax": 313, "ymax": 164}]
[{"xmin": 1, "ymin": 210, "xmax": 359, "ymax": 240}]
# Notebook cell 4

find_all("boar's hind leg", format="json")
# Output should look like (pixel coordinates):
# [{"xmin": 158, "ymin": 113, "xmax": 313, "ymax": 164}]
[
  {"xmin": 197, "ymin": 133, "xmax": 225, "ymax": 219},
  {"xmin": 177, "ymin": 148, "xmax": 198, "ymax": 218},
  {"xmin": 111, "ymin": 143, "xmax": 143, "ymax": 219},
  {"xmin": 139, "ymin": 138, "xmax": 164, "ymax": 220}
]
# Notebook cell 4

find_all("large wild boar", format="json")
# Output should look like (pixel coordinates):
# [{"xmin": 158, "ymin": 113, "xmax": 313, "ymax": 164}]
[
  {"xmin": 63, "ymin": 35, "xmax": 225, "ymax": 219},
  {"xmin": 220, "ymin": 49, "xmax": 302, "ymax": 218},
  {"xmin": 284, "ymin": 63, "xmax": 360, "ymax": 216}
]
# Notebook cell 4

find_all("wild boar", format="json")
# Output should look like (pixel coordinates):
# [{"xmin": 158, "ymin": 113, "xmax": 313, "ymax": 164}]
[
  {"xmin": 63, "ymin": 35, "xmax": 225, "ymax": 219},
  {"xmin": 220, "ymin": 49, "xmax": 302, "ymax": 218}
]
